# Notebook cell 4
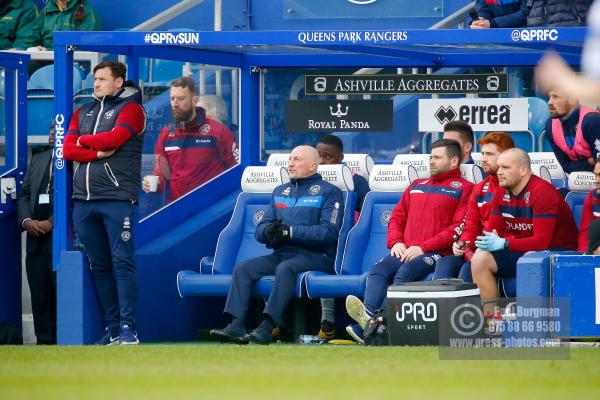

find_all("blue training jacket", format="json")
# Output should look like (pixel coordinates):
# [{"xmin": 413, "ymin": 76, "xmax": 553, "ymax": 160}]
[
  {"xmin": 256, "ymin": 173, "xmax": 344, "ymax": 259},
  {"xmin": 475, "ymin": 0, "xmax": 529, "ymax": 28}
]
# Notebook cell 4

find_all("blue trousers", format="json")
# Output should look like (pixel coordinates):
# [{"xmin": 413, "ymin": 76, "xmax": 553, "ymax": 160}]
[
  {"xmin": 433, "ymin": 255, "xmax": 473, "ymax": 282},
  {"xmin": 224, "ymin": 247, "xmax": 332, "ymax": 327},
  {"xmin": 363, "ymin": 253, "xmax": 439, "ymax": 316},
  {"xmin": 73, "ymin": 200, "xmax": 138, "ymax": 336}
]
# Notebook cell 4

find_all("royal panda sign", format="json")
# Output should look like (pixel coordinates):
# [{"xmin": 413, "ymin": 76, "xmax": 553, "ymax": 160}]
[{"xmin": 418, "ymin": 98, "xmax": 529, "ymax": 132}]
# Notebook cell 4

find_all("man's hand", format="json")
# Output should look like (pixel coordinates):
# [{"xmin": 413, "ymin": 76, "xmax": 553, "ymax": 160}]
[
  {"xmin": 475, "ymin": 230, "xmax": 506, "ymax": 252},
  {"xmin": 470, "ymin": 17, "xmax": 491, "ymax": 29},
  {"xmin": 265, "ymin": 221, "xmax": 291, "ymax": 249},
  {"xmin": 588, "ymin": 157, "xmax": 596, "ymax": 167},
  {"xmin": 38, "ymin": 220, "xmax": 53, "ymax": 234},
  {"xmin": 452, "ymin": 240, "xmax": 466, "ymax": 257},
  {"xmin": 401, "ymin": 246, "xmax": 424, "ymax": 263},
  {"xmin": 97, "ymin": 149, "xmax": 116, "ymax": 159},
  {"xmin": 142, "ymin": 176, "xmax": 151, "ymax": 193},
  {"xmin": 390, "ymin": 242, "xmax": 407, "ymax": 258},
  {"xmin": 23, "ymin": 219, "xmax": 45, "ymax": 237}
]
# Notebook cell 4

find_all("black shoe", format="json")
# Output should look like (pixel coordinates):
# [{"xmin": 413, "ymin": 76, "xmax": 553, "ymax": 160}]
[
  {"xmin": 244, "ymin": 329, "xmax": 271, "ymax": 345},
  {"xmin": 209, "ymin": 325, "xmax": 249, "ymax": 344}
]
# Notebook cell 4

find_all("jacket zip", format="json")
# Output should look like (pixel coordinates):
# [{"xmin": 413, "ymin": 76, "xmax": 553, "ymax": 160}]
[
  {"xmin": 567, "ymin": 0, "xmax": 582, "ymax": 23},
  {"xmin": 86, "ymin": 97, "xmax": 105, "ymax": 200},
  {"xmin": 104, "ymin": 162, "xmax": 120, "ymax": 187}
]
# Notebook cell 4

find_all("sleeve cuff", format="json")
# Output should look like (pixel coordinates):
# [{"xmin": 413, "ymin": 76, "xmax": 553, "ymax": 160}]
[{"xmin": 21, "ymin": 218, "xmax": 31, "ymax": 228}]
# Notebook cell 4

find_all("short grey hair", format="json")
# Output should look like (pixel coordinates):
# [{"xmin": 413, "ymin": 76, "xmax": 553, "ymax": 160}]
[{"xmin": 197, "ymin": 95, "xmax": 228, "ymax": 123}]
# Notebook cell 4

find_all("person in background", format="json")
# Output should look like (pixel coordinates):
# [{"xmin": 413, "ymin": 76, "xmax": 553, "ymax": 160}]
[
  {"xmin": 470, "ymin": 0, "xmax": 529, "ymax": 29},
  {"xmin": 17, "ymin": 126, "xmax": 56, "ymax": 344},
  {"xmin": 0, "ymin": 0, "xmax": 37, "ymax": 50},
  {"xmin": 527, "ymin": 0, "xmax": 592, "ymax": 27},
  {"xmin": 578, "ymin": 160, "xmax": 600, "ymax": 252},
  {"xmin": 586, "ymin": 219, "xmax": 600, "ymax": 254},
  {"xmin": 443, "ymin": 120, "xmax": 474, "ymax": 164},
  {"xmin": 313, "ymin": 133, "xmax": 370, "ymax": 340}
]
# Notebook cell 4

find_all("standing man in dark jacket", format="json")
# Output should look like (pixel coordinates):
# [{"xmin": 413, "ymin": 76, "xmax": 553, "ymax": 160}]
[
  {"xmin": 63, "ymin": 61, "xmax": 146, "ymax": 345},
  {"xmin": 471, "ymin": 0, "xmax": 529, "ymax": 28},
  {"xmin": 17, "ymin": 128, "xmax": 56, "ymax": 344},
  {"xmin": 0, "ymin": 0, "xmax": 37, "ymax": 50},
  {"xmin": 527, "ymin": 0, "xmax": 592, "ymax": 27},
  {"xmin": 210, "ymin": 145, "xmax": 344, "ymax": 345}
]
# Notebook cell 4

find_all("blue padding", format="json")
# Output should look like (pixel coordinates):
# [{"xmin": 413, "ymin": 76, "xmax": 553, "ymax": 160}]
[
  {"xmin": 334, "ymin": 191, "xmax": 356, "ymax": 273},
  {"xmin": 304, "ymin": 271, "xmax": 367, "ymax": 298},
  {"xmin": 552, "ymin": 255, "xmax": 600, "ymax": 337},
  {"xmin": 516, "ymin": 251, "xmax": 579, "ymax": 298},
  {"xmin": 177, "ymin": 270, "xmax": 305, "ymax": 297},
  {"xmin": 499, "ymin": 278, "xmax": 516, "ymax": 297},
  {"xmin": 566, "ymin": 191, "xmax": 588, "ymax": 229},
  {"xmin": 551, "ymin": 179, "xmax": 567, "ymax": 190},
  {"xmin": 200, "ymin": 256, "xmax": 214, "ymax": 274}
]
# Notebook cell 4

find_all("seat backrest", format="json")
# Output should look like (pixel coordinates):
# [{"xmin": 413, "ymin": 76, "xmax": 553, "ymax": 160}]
[
  {"xmin": 566, "ymin": 171, "xmax": 595, "ymax": 229},
  {"xmin": 529, "ymin": 152, "xmax": 566, "ymax": 180},
  {"xmin": 340, "ymin": 165, "xmax": 416, "ymax": 275},
  {"xmin": 317, "ymin": 164, "xmax": 356, "ymax": 274},
  {"xmin": 460, "ymin": 164, "xmax": 484, "ymax": 184},
  {"xmin": 28, "ymin": 65, "xmax": 84, "ymax": 92},
  {"xmin": 508, "ymin": 131, "xmax": 535, "ymax": 153},
  {"xmin": 342, "ymin": 153, "xmax": 374, "ymax": 179},
  {"xmin": 528, "ymin": 96, "xmax": 550, "ymax": 137},
  {"xmin": 266, "ymin": 153, "xmax": 290, "ymax": 169},
  {"xmin": 392, "ymin": 154, "xmax": 430, "ymax": 179},
  {"xmin": 531, "ymin": 164, "xmax": 552, "ymax": 183},
  {"xmin": 471, "ymin": 152, "xmax": 483, "ymax": 167},
  {"xmin": 212, "ymin": 166, "xmax": 289, "ymax": 274}
]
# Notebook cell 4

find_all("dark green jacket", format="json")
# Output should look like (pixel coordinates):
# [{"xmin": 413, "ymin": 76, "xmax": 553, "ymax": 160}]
[
  {"xmin": 0, "ymin": 0, "xmax": 37, "ymax": 50},
  {"xmin": 25, "ymin": 0, "xmax": 100, "ymax": 49}
]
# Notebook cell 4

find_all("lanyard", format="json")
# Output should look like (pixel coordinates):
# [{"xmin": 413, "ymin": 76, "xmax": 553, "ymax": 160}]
[{"xmin": 45, "ymin": 154, "xmax": 54, "ymax": 195}]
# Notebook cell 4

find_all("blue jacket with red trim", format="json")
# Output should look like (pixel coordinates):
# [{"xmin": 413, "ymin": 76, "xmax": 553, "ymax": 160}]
[
  {"xmin": 474, "ymin": 0, "xmax": 529, "ymax": 28},
  {"xmin": 387, "ymin": 168, "xmax": 474, "ymax": 256},
  {"xmin": 256, "ymin": 173, "xmax": 344, "ymax": 259}
]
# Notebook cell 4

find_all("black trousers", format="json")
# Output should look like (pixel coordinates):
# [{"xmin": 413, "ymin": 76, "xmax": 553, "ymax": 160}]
[{"xmin": 25, "ymin": 235, "xmax": 56, "ymax": 345}]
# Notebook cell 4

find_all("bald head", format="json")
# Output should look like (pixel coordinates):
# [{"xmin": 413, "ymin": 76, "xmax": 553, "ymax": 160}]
[
  {"xmin": 497, "ymin": 148, "xmax": 532, "ymax": 192},
  {"xmin": 288, "ymin": 145, "xmax": 319, "ymax": 179}
]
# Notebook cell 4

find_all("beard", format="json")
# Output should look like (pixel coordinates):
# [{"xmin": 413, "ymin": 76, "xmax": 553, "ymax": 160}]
[{"xmin": 172, "ymin": 107, "xmax": 195, "ymax": 123}]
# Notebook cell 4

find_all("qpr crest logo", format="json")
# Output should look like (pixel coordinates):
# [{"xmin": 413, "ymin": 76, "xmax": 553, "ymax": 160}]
[
  {"xmin": 503, "ymin": 192, "xmax": 511, "ymax": 203},
  {"xmin": 121, "ymin": 231, "xmax": 131, "ymax": 241},
  {"xmin": 381, "ymin": 209, "xmax": 392, "ymax": 227},
  {"xmin": 309, "ymin": 185, "xmax": 321, "ymax": 195},
  {"xmin": 200, "ymin": 124, "xmax": 211, "ymax": 135},
  {"xmin": 104, "ymin": 109, "xmax": 115, "ymax": 120},
  {"xmin": 524, "ymin": 191, "xmax": 531, "ymax": 205},
  {"xmin": 450, "ymin": 181, "xmax": 462, "ymax": 188},
  {"xmin": 253, "ymin": 210, "xmax": 265, "ymax": 225},
  {"xmin": 423, "ymin": 257, "xmax": 434, "ymax": 266},
  {"xmin": 483, "ymin": 182, "xmax": 490, "ymax": 192}
]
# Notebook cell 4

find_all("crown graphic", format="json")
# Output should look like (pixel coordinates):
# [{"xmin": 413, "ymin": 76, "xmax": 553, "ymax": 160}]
[{"xmin": 330, "ymin": 103, "xmax": 349, "ymax": 118}]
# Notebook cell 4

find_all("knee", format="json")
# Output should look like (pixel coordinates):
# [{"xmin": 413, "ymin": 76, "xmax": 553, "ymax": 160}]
[
  {"xmin": 274, "ymin": 261, "xmax": 295, "ymax": 278},
  {"xmin": 471, "ymin": 251, "xmax": 495, "ymax": 275},
  {"xmin": 232, "ymin": 260, "xmax": 253, "ymax": 277},
  {"xmin": 369, "ymin": 256, "xmax": 398, "ymax": 276}
]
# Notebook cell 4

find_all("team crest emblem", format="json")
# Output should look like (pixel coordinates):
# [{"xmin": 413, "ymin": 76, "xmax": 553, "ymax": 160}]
[
  {"xmin": 168, "ymin": 130, "xmax": 176, "ymax": 137},
  {"xmin": 482, "ymin": 182, "xmax": 490, "ymax": 192},
  {"xmin": 423, "ymin": 257, "xmax": 434, "ymax": 266},
  {"xmin": 121, "ymin": 231, "xmax": 131, "ymax": 241},
  {"xmin": 450, "ymin": 181, "xmax": 462, "ymax": 188},
  {"xmin": 253, "ymin": 210, "xmax": 265, "ymax": 225},
  {"xmin": 309, "ymin": 185, "xmax": 321, "ymax": 195},
  {"xmin": 503, "ymin": 192, "xmax": 510, "ymax": 203},
  {"xmin": 524, "ymin": 191, "xmax": 531, "ymax": 205},
  {"xmin": 104, "ymin": 110, "xmax": 115, "ymax": 119},
  {"xmin": 200, "ymin": 124, "xmax": 211, "ymax": 135},
  {"xmin": 282, "ymin": 187, "xmax": 291, "ymax": 196},
  {"xmin": 381, "ymin": 209, "xmax": 392, "ymax": 227}
]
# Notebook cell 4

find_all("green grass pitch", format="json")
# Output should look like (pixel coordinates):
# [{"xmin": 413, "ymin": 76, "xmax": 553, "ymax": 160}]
[{"xmin": 1, "ymin": 345, "xmax": 599, "ymax": 399}]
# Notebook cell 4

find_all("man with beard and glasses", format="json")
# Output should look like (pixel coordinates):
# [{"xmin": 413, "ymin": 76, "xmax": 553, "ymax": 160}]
[{"xmin": 143, "ymin": 77, "xmax": 239, "ymax": 203}]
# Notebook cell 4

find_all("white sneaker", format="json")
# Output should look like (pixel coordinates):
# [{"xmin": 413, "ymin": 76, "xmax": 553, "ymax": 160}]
[{"xmin": 345, "ymin": 295, "xmax": 370, "ymax": 330}]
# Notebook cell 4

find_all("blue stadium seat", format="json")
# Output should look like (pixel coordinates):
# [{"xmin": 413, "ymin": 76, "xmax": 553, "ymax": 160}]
[
  {"xmin": 82, "ymin": 72, "xmax": 94, "ymax": 89},
  {"xmin": 565, "ymin": 171, "xmax": 595, "ymax": 229},
  {"xmin": 28, "ymin": 64, "xmax": 85, "ymax": 92},
  {"xmin": 304, "ymin": 164, "xmax": 429, "ymax": 299},
  {"xmin": 27, "ymin": 89, "xmax": 54, "ymax": 136},
  {"xmin": 528, "ymin": 97, "xmax": 550, "ymax": 137},
  {"xmin": 150, "ymin": 58, "xmax": 184, "ymax": 83},
  {"xmin": 177, "ymin": 164, "xmax": 356, "ymax": 299}
]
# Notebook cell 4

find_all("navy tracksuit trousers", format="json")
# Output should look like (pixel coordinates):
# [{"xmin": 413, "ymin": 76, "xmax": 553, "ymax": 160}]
[
  {"xmin": 363, "ymin": 253, "xmax": 439, "ymax": 316},
  {"xmin": 224, "ymin": 247, "xmax": 332, "ymax": 327},
  {"xmin": 432, "ymin": 255, "xmax": 473, "ymax": 282},
  {"xmin": 73, "ymin": 200, "xmax": 138, "ymax": 336}
]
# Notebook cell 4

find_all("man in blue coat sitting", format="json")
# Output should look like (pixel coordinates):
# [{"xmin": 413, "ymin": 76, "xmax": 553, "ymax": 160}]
[{"xmin": 210, "ymin": 145, "xmax": 344, "ymax": 344}]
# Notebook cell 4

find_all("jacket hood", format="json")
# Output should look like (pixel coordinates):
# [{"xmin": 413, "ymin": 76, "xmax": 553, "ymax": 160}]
[{"xmin": 93, "ymin": 80, "xmax": 143, "ymax": 105}]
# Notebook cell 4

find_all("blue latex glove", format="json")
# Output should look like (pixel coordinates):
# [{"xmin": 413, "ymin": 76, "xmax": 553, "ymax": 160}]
[{"xmin": 475, "ymin": 231, "xmax": 506, "ymax": 252}]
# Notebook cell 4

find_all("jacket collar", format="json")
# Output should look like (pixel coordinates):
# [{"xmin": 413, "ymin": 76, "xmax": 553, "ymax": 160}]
[
  {"xmin": 430, "ymin": 167, "xmax": 461, "ymax": 182},
  {"xmin": 289, "ymin": 173, "xmax": 322, "ymax": 186},
  {"xmin": 176, "ymin": 107, "xmax": 207, "ymax": 130},
  {"xmin": 93, "ymin": 81, "xmax": 143, "ymax": 105}
]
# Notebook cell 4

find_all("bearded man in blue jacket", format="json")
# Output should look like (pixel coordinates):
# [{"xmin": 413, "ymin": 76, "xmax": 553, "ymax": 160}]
[{"xmin": 210, "ymin": 145, "xmax": 344, "ymax": 344}]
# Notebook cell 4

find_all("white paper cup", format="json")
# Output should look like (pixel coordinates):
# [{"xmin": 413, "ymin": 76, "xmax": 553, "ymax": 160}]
[{"xmin": 146, "ymin": 175, "xmax": 159, "ymax": 192}]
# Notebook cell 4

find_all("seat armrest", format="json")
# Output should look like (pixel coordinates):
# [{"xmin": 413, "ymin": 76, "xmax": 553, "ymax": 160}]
[{"xmin": 200, "ymin": 256, "xmax": 214, "ymax": 274}]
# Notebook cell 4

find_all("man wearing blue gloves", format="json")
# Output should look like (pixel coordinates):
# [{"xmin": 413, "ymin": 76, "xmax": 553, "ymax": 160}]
[{"xmin": 470, "ymin": 148, "xmax": 577, "ymax": 306}]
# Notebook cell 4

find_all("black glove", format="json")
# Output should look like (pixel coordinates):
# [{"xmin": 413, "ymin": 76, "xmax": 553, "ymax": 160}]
[
  {"xmin": 264, "ymin": 220, "xmax": 282, "ymax": 242},
  {"xmin": 265, "ymin": 222, "xmax": 291, "ymax": 249}
]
